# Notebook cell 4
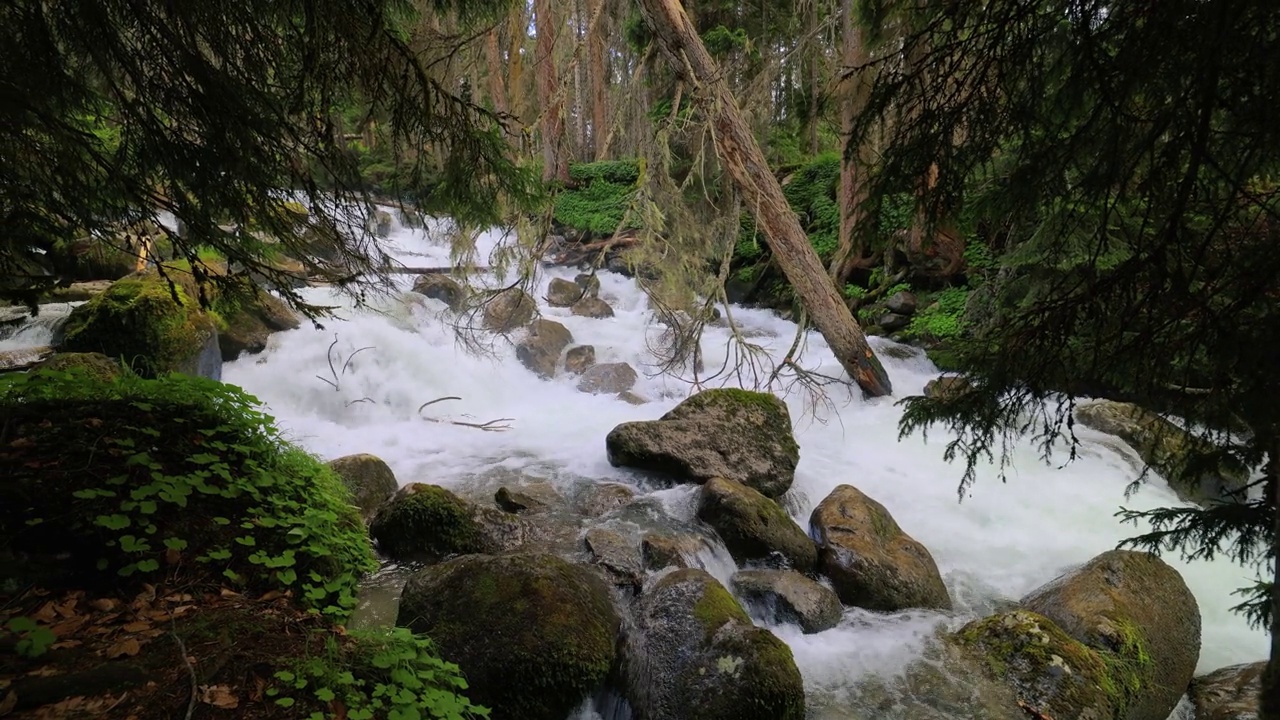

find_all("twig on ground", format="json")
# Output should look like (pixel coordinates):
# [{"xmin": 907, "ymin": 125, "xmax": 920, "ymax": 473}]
[{"xmin": 172, "ymin": 626, "xmax": 197, "ymax": 720}]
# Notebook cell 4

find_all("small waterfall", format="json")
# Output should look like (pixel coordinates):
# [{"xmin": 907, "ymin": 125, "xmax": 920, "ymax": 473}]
[{"xmin": 0, "ymin": 302, "xmax": 84, "ymax": 351}]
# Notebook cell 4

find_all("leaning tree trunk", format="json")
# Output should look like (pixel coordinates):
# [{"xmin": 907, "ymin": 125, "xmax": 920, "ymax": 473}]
[
  {"xmin": 1264, "ymin": 435, "xmax": 1280, "ymax": 720},
  {"xmin": 635, "ymin": 0, "xmax": 892, "ymax": 397}
]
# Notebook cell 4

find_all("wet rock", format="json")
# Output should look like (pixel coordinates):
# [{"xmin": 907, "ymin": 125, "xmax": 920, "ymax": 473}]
[
  {"xmin": 372, "ymin": 209, "xmax": 393, "ymax": 237},
  {"xmin": 483, "ymin": 287, "xmax": 537, "ymax": 331},
  {"xmin": 697, "ymin": 477, "xmax": 817, "ymax": 572},
  {"xmin": 878, "ymin": 312, "xmax": 912, "ymax": 331},
  {"xmin": 326, "ymin": 454, "xmax": 398, "ymax": 522},
  {"xmin": 810, "ymin": 484, "xmax": 952, "ymax": 611},
  {"xmin": 577, "ymin": 482, "xmax": 637, "ymax": 517},
  {"xmin": 571, "ymin": 296, "xmax": 615, "ymax": 318},
  {"xmin": 36, "ymin": 352, "xmax": 124, "ymax": 383},
  {"xmin": 398, "ymin": 553, "xmax": 619, "ymax": 720},
  {"xmin": 411, "ymin": 273, "xmax": 467, "ymax": 311},
  {"xmin": 1190, "ymin": 661, "xmax": 1265, "ymax": 720},
  {"xmin": 1020, "ymin": 549, "xmax": 1201, "ymax": 720},
  {"xmin": 1074, "ymin": 400, "xmax": 1249, "ymax": 506},
  {"xmin": 216, "ymin": 288, "xmax": 300, "ymax": 361},
  {"xmin": 924, "ymin": 375, "xmax": 971, "ymax": 400},
  {"xmin": 606, "ymin": 388, "xmax": 799, "ymax": 498},
  {"xmin": 369, "ymin": 483, "xmax": 527, "ymax": 560},
  {"xmin": 516, "ymin": 319, "xmax": 573, "ymax": 379},
  {"xmin": 577, "ymin": 361, "xmax": 638, "ymax": 394},
  {"xmin": 641, "ymin": 533, "xmax": 704, "ymax": 570},
  {"xmin": 616, "ymin": 390, "xmax": 647, "ymax": 405},
  {"xmin": 565, "ymin": 344, "xmax": 596, "ymax": 374},
  {"xmin": 495, "ymin": 480, "xmax": 563, "ymax": 513},
  {"xmin": 625, "ymin": 568, "xmax": 805, "ymax": 720},
  {"xmin": 547, "ymin": 277, "xmax": 585, "ymax": 307},
  {"xmin": 574, "ymin": 273, "xmax": 601, "ymax": 298},
  {"xmin": 584, "ymin": 527, "xmax": 644, "ymax": 589},
  {"xmin": 731, "ymin": 569, "xmax": 842, "ymax": 634},
  {"xmin": 43, "ymin": 280, "xmax": 113, "ymax": 302},
  {"xmin": 885, "ymin": 291, "xmax": 918, "ymax": 315}
]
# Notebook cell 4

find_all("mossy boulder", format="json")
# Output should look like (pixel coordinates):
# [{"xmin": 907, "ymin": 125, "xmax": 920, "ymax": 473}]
[
  {"xmin": 810, "ymin": 484, "xmax": 952, "ymax": 611},
  {"xmin": 606, "ymin": 388, "xmax": 800, "ymax": 498},
  {"xmin": 326, "ymin": 454, "xmax": 398, "ymax": 522},
  {"xmin": 1020, "ymin": 549, "xmax": 1200, "ymax": 720},
  {"xmin": 1074, "ymin": 400, "xmax": 1249, "ymax": 506},
  {"xmin": 1190, "ymin": 661, "xmax": 1265, "ymax": 720},
  {"xmin": 731, "ymin": 569, "xmax": 842, "ymax": 634},
  {"xmin": 397, "ymin": 553, "xmax": 620, "ymax": 720},
  {"xmin": 213, "ymin": 286, "xmax": 300, "ymax": 361},
  {"xmin": 625, "ymin": 568, "xmax": 805, "ymax": 720},
  {"xmin": 368, "ymin": 483, "xmax": 484, "ymax": 560},
  {"xmin": 36, "ymin": 352, "xmax": 125, "ymax": 383},
  {"xmin": 411, "ymin": 273, "xmax": 467, "ymax": 311},
  {"xmin": 483, "ymin": 288, "xmax": 537, "ymax": 331},
  {"xmin": 60, "ymin": 277, "xmax": 221, "ymax": 379},
  {"xmin": 516, "ymin": 319, "xmax": 573, "ymax": 379},
  {"xmin": 697, "ymin": 477, "xmax": 817, "ymax": 572}
]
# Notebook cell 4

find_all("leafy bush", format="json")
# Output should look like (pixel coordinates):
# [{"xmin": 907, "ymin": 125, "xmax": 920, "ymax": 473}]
[
  {"xmin": 0, "ymin": 369, "xmax": 375, "ymax": 620},
  {"xmin": 906, "ymin": 286, "xmax": 972, "ymax": 341},
  {"xmin": 568, "ymin": 159, "xmax": 641, "ymax": 186},
  {"xmin": 782, "ymin": 153, "xmax": 841, "ymax": 259},
  {"xmin": 554, "ymin": 161, "xmax": 643, "ymax": 234}
]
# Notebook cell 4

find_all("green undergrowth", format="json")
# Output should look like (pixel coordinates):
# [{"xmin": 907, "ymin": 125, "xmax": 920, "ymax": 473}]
[
  {"xmin": 554, "ymin": 160, "xmax": 642, "ymax": 235},
  {"xmin": 904, "ymin": 286, "xmax": 972, "ymax": 341},
  {"xmin": 0, "ymin": 368, "xmax": 375, "ymax": 620}
]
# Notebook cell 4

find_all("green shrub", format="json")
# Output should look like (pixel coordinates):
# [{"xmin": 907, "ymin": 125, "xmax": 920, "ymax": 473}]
[
  {"xmin": 0, "ymin": 369, "xmax": 376, "ymax": 620},
  {"xmin": 554, "ymin": 178, "xmax": 637, "ymax": 234},
  {"xmin": 568, "ymin": 159, "xmax": 641, "ymax": 185},
  {"xmin": 782, "ymin": 153, "xmax": 841, "ymax": 260},
  {"xmin": 906, "ymin": 286, "xmax": 971, "ymax": 341}
]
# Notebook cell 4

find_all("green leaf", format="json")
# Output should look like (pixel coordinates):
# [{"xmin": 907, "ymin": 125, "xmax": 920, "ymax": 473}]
[
  {"xmin": 137, "ymin": 559, "xmax": 160, "ymax": 572},
  {"xmin": 95, "ymin": 514, "xmax": 131, "ymax": 530}
]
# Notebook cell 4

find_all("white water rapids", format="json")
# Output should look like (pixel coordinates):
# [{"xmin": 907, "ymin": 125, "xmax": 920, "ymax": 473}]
[{"xmin": 8, "ymin": 214, "xmax": 1264, "ymax": 715}]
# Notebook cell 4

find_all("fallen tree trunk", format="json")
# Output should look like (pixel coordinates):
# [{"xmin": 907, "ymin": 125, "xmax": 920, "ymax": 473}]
[{"xmin": 635, "ymin": 0, "xmax": 892, "ymax": 397}]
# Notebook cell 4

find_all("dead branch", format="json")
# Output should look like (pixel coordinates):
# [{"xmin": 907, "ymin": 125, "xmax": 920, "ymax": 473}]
[{"xmin": 416, "ymin": 396, "xmax": 513, "ymax": 431}]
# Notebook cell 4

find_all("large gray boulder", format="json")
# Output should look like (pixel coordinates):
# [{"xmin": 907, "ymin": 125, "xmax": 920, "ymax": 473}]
[
  {"xmin": 546, "ymin": 277, "xmax": 585, "ymax": 307},
  {"xmin": 696, "ymin": 477, "xmax": 817, "ymax": 572},
  {"xmin": 516, "ymin": 318, "xmax": 573, "ymax": 379},
  {"xmin": 411, "ymin": 273, "xmax": 466, "ymax": 311},
  {"xmin": 571, "ymin": 296, "xmax": 615, "ymax": 318},
  {"xmin": 483, "ymin": 287, "xmax": 537, "ymax": 331},
  {"xmin": 606, "ymin": 389, "xmax": 800, "ymax": 498},
  {"xmin": 326, "ymin": 453, "xmax": 398, "ymax": 521},
  {"xmin": 1020, "ymin": 549, "xmax": 1201, "ymax": 720},
  {"xmin": 731, "ymin": 569, "xmax": 842, "ymax": 634},
  {"xmin": 1074, "ymin": 400, "xmax": 1249, "ymax": 506},
  {"xmin": 1190, "ymin": 662, "xmax": 1265, "ymax": 720},
  {"xmin": 625, "ymin": 568, "xmax": 805, "ymax": 720},
  {"xmin": 398, "ymin": 553, "xmax": 619, "ymax": 720},
  {"xmin": 577, "ymin": 361, "xmax": 638, "ymax": 394},
  {"xmin": 810, "ymin": 484, "xmax": 951, "ymax": 611}
]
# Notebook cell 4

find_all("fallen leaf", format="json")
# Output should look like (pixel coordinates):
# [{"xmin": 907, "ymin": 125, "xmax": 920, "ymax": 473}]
[
  {"xmin": 27, "ymin": 667, "xmax": 61, "ymax": 678},
  {"xmin": 199, "ymin": 685, "xmax": 239, "ymax": 710},
  {"xmin": 32, "ymin": 601, "xmax": 58, "ymax": 623},
  {"xmin": 259, "ymin": 590, "xmax": 285, "ymax": 602},
  {"xmin": 163, "ymin": 593, "xmax": 194, "ymax": 603},
  {"xmin": 1, "ymin": 690, "xmax": 17, "ymax": 715},
  {"xmin": 105, "ymin": 638, "xmax": 141, "ymax": 658},
  {"xmin": 89, "ymin": 598, "xmax": 119, "ymax": 612},
  {"xmin": 50, "ymin": 640, "xmax": 83, "ymax": 650},
  {"xmin": 8, "ymin": 437, "xmax": 34, "ymax": 448},
  {"xmin": 219, "ymin": 588, "xmax": 240, "ymax": 599},
  {"xmin": 122, "ymin": 621, "xmax": 151, "ymax": 633},
  {"xmin": 49, "ymin": 615, "xmax": 89, "ymax": 637},
  {"xmin": 170, "ymin": 605, "xmax": 196, "ymax": 617}
]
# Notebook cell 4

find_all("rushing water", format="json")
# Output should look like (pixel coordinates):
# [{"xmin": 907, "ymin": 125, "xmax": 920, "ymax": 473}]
[{"xmin": 7, "ymin": 213, "xmax": 1257, "ymax": 714}]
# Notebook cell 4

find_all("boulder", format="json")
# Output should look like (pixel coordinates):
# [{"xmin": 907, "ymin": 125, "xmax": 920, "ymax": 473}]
[
  {"xmin": 810, "ymin": 484, "xmax": 951, "ymax": 611},
  {"xmin": 60, "ymin": 276, "xmax": 221, "ymax": 380},
  {"xmin": 571, "ymin": 296, "xmax": 615, "ymax": 318},
  {"xmin": 565, "ymin": 344, "xmax": 596, "ymax": 374},
  {"xmin": 577, "ymin": 361, "xmax": 638, "ymax": 394},
  {"xmin": 215, "ymin": 287, "xmax": 300, "ymax": 360},
  {"xmin": 372, "ymin": 209, "xmax": 393, "ymax": 237},
  {"xmin": 606, "ymin": 389, "xmax": 800, "ymax": 498},
  {"xmin": 878, "ymin": 312, "xmax": 912, "ymax": 331},
  {"xmin": 1020, "ymin": 549, "xmax": 1201, "ymax": 720},
  {"xmin": 369, "ymin": 483, "xmax": 527, "ymax": 560},
  {"xmin": 924, "ymin": 375, "xmax": 971, "ymax": 400},
  {"xmin": 1190, "ymin": 662, "xmax": 1265, "ymax": 720},
  {"xmin": 516, "ymin": 319, "xmax": 573, "ymax": 379},
  {"xmin": 954, "ymin": 610, "xmax": 1131, "ymax": 719},
  {"xmin": 398, "ymin": 553, "xmax": 620, "ymax": 720},
  {"xmin": 730, "ymin": 569, "xmax": 842, "ymax": 634},
  {"xmin": 1074, "ymin": 400, "xmax": 1249, "ymax": 506},
  {"xmin": 696, "ymin": 477, "xmax": 817, "ymax": 572},
  {"xmin": 43, "ymin": 280, "xmax": 113, "ymax": 302},
  {"xmin": 326, "ymin": 454, "xmax": 398, "ymax": 521},
  {"xmin": 397, "ymin": 208, "xmax": 424, "ymax": 228},
  {"xmin": 411, "ymin": 273, "xmax": 466, "ymax": 311},
  {"xmin": 483, "ymin": 287, "xmax": 537, "ymax": 331},
  {"xmin": 584, "ymin": 527, "xmax": 644, "ymax": 589},
  {"xmin": 574, "ymin": 273, "xmax": 602, "ymax": 298},
  {"xmin": 626, "ymin": 568, "xmax": 805, "ymax": 720},
  {"xmin": 577, "ymin": 482, "xmax": 637, "ymax": 517},
  {"xmin": 617, "ymin": 390, "xmax": 647, "ymax": 405},
  {"xmin": 641, "ymin": 533, "xmax": 704, "ymax": 570},
  {"xmin": 547, "ymin": 277, "xmax": 585, "ymax": 307},
  {"xmin": 885, "ymin": 291, "xmax": 918, "ymax": 315},
  {"xmin": 36, "ymin": 352, "xmax": 124, "ymax": 383},
  {"xmin": 495, "ymin": 480, "xmax": 564, "ymax": 513}
]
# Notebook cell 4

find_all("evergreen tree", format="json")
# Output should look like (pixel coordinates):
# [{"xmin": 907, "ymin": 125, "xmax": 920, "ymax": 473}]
[{"xmin": 852, "ymin": 0, "xmax": 1280, "ymax": 711}]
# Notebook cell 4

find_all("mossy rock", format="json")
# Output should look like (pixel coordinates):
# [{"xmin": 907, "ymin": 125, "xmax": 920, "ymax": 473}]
[
  {"xmin": 1020, "ymin": 550, "xmax": 1200, "ymax": 720},
  {"xmin": 36, "ymin": 352, "xmax": 126, "ymax": 383},
  {"xmin": 606, "ymin": 388, "xmax": 800, "ymax": 498},
  {"xmin": 1190, "ymin": 661, "xmax": 1265, "ymax": 720},
  {"xmin": 953, "ymin": 610, "xmax": 1122, "ymax": 719},
  {"xmin": 213, "ymin": 283, "xmax": 300, "ymax": 361},
  {"xmin": 397, "ymin": 553, "xmax": 620, "ymax": 720},
  {"xmin": 810, "ymin": 484, "xmax": 952, "ymax": 611},
  {"xmin": 368, "ymin": 483, "xmax": 484, "ymax": 561},
  {"xmin": 326, "ymin": 454, "xmax": 398, "ymax": 522},
  {"xmin": 730, "ymin": 569, "xmax": 842, "ymax": 634},
  {"xmin": 626, "ymin": 568, "xmax": 805, "ymax": 720},
  {"xmin": 60, "ymin": 277, "xmax": 220, "ymax": 379},
  {"xmin": 696, "ymin": 477, "xmax": 817, "ymax": 572}
]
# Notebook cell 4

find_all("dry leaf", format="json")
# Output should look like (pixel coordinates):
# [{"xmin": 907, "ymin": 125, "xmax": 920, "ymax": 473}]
[
  {"xmin": 259, "ymin": 590, "xmax": 285, "ymax": 601},
  {"xmin": 89, "ymin": 598, "xmax": 119, "ymax": 612},
  {"xmin": 27, "ymin": 667, "xmax": 61, "ymax": 678},
  {"xmin": 49, "ymin": 615, "xmax": 89, "ymax": 637},
  {"xmin": 218, "ymin": 588, "xmax": 240, "ymax": 598},
  {"xmin": 106, "ymin": 638, "xmax": 141, "ymax": 658},
  {"xmin": 53, "ymin": 598, "xmax": 78, "ymax": 618},
  {"xmin": 164, "ymin": 593, "xmax": 195, "ymax": 603},
  {"xmin": 122, "ymin": 621, "xmax": 151, "ymax": 633},
  {"xmin": 50, "ymin": 640, "xmax": 83, "ymax": 650},
  {"xmin": 170, "ymin": 605, "xmax": 196, "ymax": 617},
  {"xmin": 32, "ymin": 602, "xmax": 58, "ymax": 623},
  {"xmin": 199, "ymin": 685, "xmax": 239, "ymax": 710},
  {"xmin": 1, "ymin": 690, "xmax": 17, "ymax": 715},
  {"xmin": 164, "ymin": 548, "xmax": 182, "ymax": 565}
]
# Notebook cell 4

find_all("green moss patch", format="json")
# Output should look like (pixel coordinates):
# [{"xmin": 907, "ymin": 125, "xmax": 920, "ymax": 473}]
[{"xmin": 368, "ymin": 484, "xmax": 483, "ymax": 560}]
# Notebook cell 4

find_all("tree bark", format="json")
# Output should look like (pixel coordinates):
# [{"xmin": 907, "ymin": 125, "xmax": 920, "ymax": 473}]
[
  {"xmin": 589, "ymin": 7, "xmax": 609, "ymax": 159},
  {"xmin": 535, "ymin": 0, "xmax": 570, "ymax": 183},
  {"xmin": 831, "ymin": 0, "xmax": 873, "ymax": 283},
  {"xmin": 636, "ymin": 0, "xmax": 893, "ymax": 397},
  {"xmin": 1264, "ymin": 434, "xmax": 1280, "ymax": 720},
  {"xmin": 484, "ymin": 30, "xmax": 508, "ymax": 116}
]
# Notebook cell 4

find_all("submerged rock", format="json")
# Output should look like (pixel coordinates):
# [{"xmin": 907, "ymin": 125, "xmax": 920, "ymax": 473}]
[
  {"xmin": 577, "ymin": 361, "xmax": 638, "ymax": 394},
  {"xmin": 625, "ymin": 568, "xmax": 805, "ymax": 720},
  {"xmin": 571, "ymin": 296, "xmax": 615, "ymax": 318},
  {"xmin": 1020, "ymin": 549, "xmax": 1200, "ymax": 720},
  {"xmin": 606, "ymin": 388, "xmax": 800, "ymax": 498},
  {"xmin": 1190, "ymin": 661, "xmax": 1265, "ymax": 720},
  {"xmin": 923, "ymin": 375, "xmax": 971, "ymax": 400},
  {"xmin": 547, "ymin": 277, "xmax": 585, "ymax": 307},
  {"xmin": 731, "ymin": 569, "xmax": 842, "ymax": 634},
  {"xmin": 516, "ymin": 319, "xmax": 573, "ymax": 379},
  {"xmin": 483, "ymin": 287, "xmax": 537, "ymax": 331},
  {"xmin": 577, "ymin": 482, "xmax": 637, "ymax": 517},
  {"xmin": 326, "ymin": 453, "xmax": 398, "ymax": 521},
  {"xmin": 495, "ymin": 480, "xmax": 563, "ymax": 513},
  {"xmin": 565, "ymin": 344, "xmax": 596, "ymax": 374},
  {"xmin": 810, "ymin": 484, "xmax": 951, "ymax": 612},
  {"xmin": 584, "ymin": 527, "xmax": 644, "ymax": 589},
  {"xmin": 696, "ymin": 477, "xmax": 817, "ymax": 572},
  {"xmin": 411, "ymin": 273, "xmax": 467, "ymax": 311},
  {"xmin": 398, "ymin": 553, "xmax": 619, "ymax": 720}
]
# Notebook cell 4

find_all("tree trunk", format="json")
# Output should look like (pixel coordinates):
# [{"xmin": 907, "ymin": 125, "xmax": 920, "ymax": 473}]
[
  {"xmin": 803, "ymin": 0, "xmax": 820, "ymax": 156},
  {"xmin": 1264, "ymin": 435, "xmax": 1280, "ymax": 720},
  {"xmin": 535, "ymin": 0, "xmax": 570, "ymax": 183},
  {"xmin": 636, "ymin": 0, "xmax": 893, "ymax": 397},
  {"xmin": 484, "ymin": 30, "xmax": 508, "ymax": 117},
  {"xmin": 506, "ymin": 6, "xmax": 526, "ymax": 120},
  {"xmin": 831, "ymin": 0, "xmax": 873, "ymax": 283},
  {"xmin": 589, "ymin": 8, "xmax": 609, "ymax": 159}
]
